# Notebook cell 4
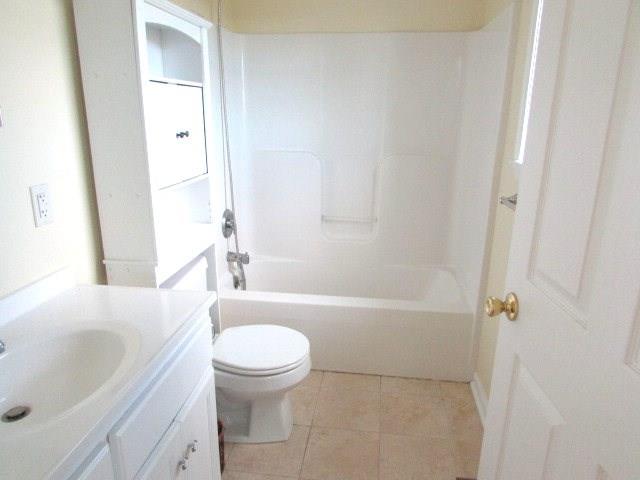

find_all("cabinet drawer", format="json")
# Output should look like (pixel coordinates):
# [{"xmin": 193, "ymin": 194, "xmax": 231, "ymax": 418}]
[{"xmin": 109, "ymin": 320, "xmax": 212, "ymax": 479}]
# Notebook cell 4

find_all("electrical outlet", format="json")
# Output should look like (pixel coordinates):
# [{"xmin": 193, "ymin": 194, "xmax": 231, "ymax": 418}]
[{"xmin": 30, "ymin": 184, "xmax": 54, "ymax": 227}]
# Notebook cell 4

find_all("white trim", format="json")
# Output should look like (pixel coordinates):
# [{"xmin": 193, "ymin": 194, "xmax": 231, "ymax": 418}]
[
  {"xmin": 0, "ymin": 269, "xmax": 74, "ymax": 326},
  {"xmin": 144, "ymin": 0, "xmax": 213, "ymax": 28},
  {"xmin": 470, "ymin": 372, "xmax": 488, "ymax": 427}
]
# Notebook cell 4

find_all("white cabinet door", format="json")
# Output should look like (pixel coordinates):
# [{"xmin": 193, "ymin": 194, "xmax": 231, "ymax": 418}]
[
  {"xmin": 171, "ymin": 84, "xmax": 208, "ymax": 184},
  {"xmin": 137, "ymin": 369, "xmax": 219, "ymax": 480},
  {"xmin": 74, "ymin": 445, "xmax": 115, "ymax": 480},
  {"xmin": 176, "ymin": 370, "xmax": 218, "ymax": 480},
  {"xmin": 137, "ymin": 423, "xmax": 187, "ymax": 480},
  {"xmin": 145, "ymin": 81, "xmax": 207, "ymax": 189},
  {"xmin": 479, "ymin": 1, "xmax": 640, "ymax": 479}
]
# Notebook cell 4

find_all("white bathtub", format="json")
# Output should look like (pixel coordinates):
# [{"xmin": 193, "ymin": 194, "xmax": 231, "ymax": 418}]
[{"xmin": 219, "ymin": 258, "xmax": 475, "ymax": 381}]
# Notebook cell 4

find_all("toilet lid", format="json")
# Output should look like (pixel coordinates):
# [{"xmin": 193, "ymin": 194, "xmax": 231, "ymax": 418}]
[{"xmin": 212, "ymin": 325, "xmax": 310, "ymax": 375}]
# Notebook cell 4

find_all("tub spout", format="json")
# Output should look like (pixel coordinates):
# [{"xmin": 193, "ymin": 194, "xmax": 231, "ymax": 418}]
[
  {"xmin": 227, "ymin": 251, "xmax": 249, "ymax": 290},
  {"xmin": 230, "ymin": 263, "xmax": 246, "ymax": 290}
]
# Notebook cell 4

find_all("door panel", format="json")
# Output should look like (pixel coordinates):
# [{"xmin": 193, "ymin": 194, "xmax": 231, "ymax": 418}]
[
  {"xmin": 529, "ymin": 0, "xmax": 628, "ymax": 303},
  {"xmin": 480, "ymin": 1, "xmax": 639, "ymax": 479},
  {"xmin": 495, "ymin": 358, "xmax": 564, "ymax": 480},
  {"xmin": 526, "ymin": 0, "xmax": 629, "ymax": 324}
]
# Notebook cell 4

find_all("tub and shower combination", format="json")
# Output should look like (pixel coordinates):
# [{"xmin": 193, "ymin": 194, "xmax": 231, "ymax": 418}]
[
  {"xmin": 214, "ymin": 8, "xmax": 515, "ymax": 381},
  {"xmin": 220, "ymin": 260, "xmax": 472, "ymax": 380}
]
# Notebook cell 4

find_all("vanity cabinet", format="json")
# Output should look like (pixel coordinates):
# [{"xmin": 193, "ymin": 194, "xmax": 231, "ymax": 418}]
[
  {"xmin": 69, "ymin": 317, "xmax": 220, "ymax": 480},
  {"xmin": 0, "ymin": 275, "xmax": 220, "ymax": 480}
]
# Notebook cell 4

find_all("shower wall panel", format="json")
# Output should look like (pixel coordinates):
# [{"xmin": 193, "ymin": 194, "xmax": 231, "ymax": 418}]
[
  {"xmin": 446, "ymin": 7, "xmax": 514, "ymax": 309},
  {"xmin": 223, "ymin": 31, "xmax": 466, "ymax": 268}
]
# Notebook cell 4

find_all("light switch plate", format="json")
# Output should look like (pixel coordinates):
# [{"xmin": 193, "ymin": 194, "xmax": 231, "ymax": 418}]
[{"xmin": 30, "ymin": 183, "xmax": 54, "ymax": 227}]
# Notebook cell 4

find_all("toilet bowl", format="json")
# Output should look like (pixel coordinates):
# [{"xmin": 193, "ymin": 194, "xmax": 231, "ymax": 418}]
[{"xmin": 213, "ymin": 324, "xmax": 310, "ymax": 443}]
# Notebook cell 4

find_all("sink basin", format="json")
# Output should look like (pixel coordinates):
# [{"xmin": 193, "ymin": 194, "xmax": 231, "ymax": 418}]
[{"xmin": 0, "ymin": 326, "xmax": 138, "ymax": 429}]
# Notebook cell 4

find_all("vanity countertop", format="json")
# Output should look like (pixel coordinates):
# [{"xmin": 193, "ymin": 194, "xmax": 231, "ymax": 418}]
[{"xmin": 0, "ymin": 283, "xmax": 216, "ymax": 480}]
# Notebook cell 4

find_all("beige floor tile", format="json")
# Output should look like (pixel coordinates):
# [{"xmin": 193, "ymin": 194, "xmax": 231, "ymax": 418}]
[
  {"xmin": 322, "ymin": 371, "xmax": 380, "ymax": 392},
  {"xmin": 454, "ymin": 437, "xmax": 483, "ymax": 479},
  {"xmin": 300, "ymin": 370, "xmax": 323, "ymax": 389},
  {"xmin": 301, "ymin": 427, "xmax": 379, "ymax": 480},
  {"xmin": 440, "ymin": 381, "xmax": 474, "ymax": 406},
  {"xmin": 223, "ymin": 442, "xmax": 235, "ymax": 468},
  {"xmin": 226, "ymin": 425, "xmax": 309, "ymax": 477},
  {"xmin": 313, "ymin": 386, "xmax": 380, "ymax": 432},
  {"xmin": 379, "ymin": 433, "xmax": 457, "ymax": 480},
  {"xmin": 448, "ymin": 398, "xmax": 483, "ymax": 441},
  {"xmin": 291, "ymin": 385, "xmax": 319, "ymax": 426},
  {"xmin": 380, "ymin": 392, "xmax": 453, "ymax": 438},
  {"xmin": 381, "ymin": 376, "xmax": 442, "ymax": 397},
  {"xmin": 223, "ymin": 472, "xmax": 297, "ymax": 480}
]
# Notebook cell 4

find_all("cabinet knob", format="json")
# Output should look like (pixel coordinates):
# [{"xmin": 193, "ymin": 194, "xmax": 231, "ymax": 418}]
[
  {"xmin": 189, "ymin": 440, "xmax": 198, "ymax": 453},
  {"xmin": 176, "ymin": 130, "xmax": 190, "ymax": 139},
  {"xmin": 185, "ymin": 440, "xmax": 199, "ymax": 460}
]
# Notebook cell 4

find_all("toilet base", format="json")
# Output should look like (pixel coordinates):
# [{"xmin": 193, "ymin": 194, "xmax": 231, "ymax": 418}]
[{"xmin": 217, "ymin": 390, "xmax": 294, "ymax": 443}]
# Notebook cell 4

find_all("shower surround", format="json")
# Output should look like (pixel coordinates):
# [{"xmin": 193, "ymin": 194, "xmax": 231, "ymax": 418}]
[{"xmin": 215, "ymin": 8, "xmax": 514, "ymax": 380}]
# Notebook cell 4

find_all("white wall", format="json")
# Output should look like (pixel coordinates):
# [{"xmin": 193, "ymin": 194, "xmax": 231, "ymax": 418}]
[
  {"xmin": 446, "ymin": 7, "xmax": 515, "ymax": 309},
  {"xmin": 223, "ymin": 30, "xmax": 466, "ymax": 273}
]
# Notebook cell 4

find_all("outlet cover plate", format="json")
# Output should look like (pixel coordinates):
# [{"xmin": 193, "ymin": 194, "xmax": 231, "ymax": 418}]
[{"xmin": 30, "ymin": 183, "xmax": 54, "ymax": 227}]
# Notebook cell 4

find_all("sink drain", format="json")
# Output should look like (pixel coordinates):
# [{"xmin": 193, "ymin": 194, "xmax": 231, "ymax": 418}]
[{"xmin": 2, "ymin": 406, "xmax": 31, "ymax": 423}]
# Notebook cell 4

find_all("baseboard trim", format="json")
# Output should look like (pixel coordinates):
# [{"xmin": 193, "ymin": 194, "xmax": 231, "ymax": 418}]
[{"xmin": 470, "ymin": 372, "xmax": 488, "ymax": 427}]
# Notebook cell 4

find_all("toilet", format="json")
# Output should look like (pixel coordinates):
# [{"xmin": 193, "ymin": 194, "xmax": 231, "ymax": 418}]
[{"xmin": 213, "ymin": 324, "xmax": 311, "ymax": 443}]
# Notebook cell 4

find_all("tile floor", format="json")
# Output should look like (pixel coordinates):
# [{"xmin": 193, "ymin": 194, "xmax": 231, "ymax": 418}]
[{"xmin": 222, "ymin": 371, "xmax": 483, "ymax": 480}]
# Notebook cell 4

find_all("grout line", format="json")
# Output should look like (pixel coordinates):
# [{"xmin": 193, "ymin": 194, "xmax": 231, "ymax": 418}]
[
  {"xmin": 377, "ymin": 377, "xmax": 382, "ymax": 480},
  {"xmin": 298, "ymin": 430, "xmax": 312, "ymax": 478},
  {"xmin": 297, "ymin": 415, "xmax": 313, "ymax": 478}
]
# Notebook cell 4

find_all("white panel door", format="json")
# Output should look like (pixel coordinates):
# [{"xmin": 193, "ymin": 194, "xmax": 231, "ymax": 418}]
[{"xmin": 479, "ymin": 1, "xmax": 640, "ymax": 479}]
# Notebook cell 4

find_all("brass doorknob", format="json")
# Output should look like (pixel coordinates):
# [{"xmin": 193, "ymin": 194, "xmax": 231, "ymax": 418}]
[{"xmin": 485, "ymin": 292, "xmax": 519, "ymax": 321}]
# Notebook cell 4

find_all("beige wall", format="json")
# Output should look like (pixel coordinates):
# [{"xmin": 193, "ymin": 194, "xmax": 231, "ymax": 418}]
[
  {"xmin": 174, "ymin": 0, "xmax": 214, "ymax": 20},
  {"xmin": 0, "ymin": 0, "xmax": 214, "ymax": 299},
  {"xmin": 484, "ymin": 0, "xmax": 514, "ymax": 25},
  {"xmin": 0, "ymin": 0, "xmax": 104, "ymax": 298},
  {"xmin": 475, "ymin": 0, "xmax": 536, "ymax": 395},
  {"xmin": 219, "ymin": 0, "xmax": 488, "ymax": 33}
]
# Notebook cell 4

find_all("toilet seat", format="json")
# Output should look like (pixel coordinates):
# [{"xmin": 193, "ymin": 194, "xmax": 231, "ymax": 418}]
[{"xmin": 213, "ymin": 325, "xmax": 310, "ymax": 377}]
